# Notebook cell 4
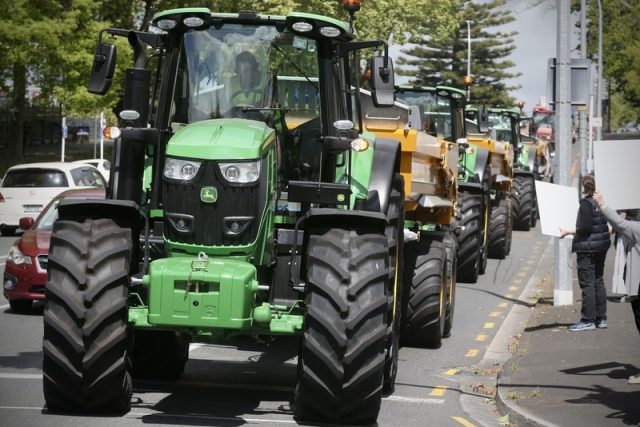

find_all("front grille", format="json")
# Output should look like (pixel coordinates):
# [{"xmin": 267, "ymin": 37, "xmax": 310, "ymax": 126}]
[
  {"xmin": 37, "ymin": 255, "xmax": 48, "ymax": 271},
  {"xmin": 163, "ymin": 159, "xmax": 267, "ymax": 246}
]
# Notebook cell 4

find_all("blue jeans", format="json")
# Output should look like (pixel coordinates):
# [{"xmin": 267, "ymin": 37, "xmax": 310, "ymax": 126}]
[{"xmin": 577, "ymin": 252, "xmax": 607, "ymax": 323}]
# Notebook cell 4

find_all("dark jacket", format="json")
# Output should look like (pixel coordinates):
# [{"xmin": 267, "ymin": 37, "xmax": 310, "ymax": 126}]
[{"xmin": 572, "ymin": 196, "xmax": 611, "ymax": 253}]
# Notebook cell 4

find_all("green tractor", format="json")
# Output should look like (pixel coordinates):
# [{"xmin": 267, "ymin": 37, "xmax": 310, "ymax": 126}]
[
  {"xmin": 360, "ymin": 85, "xmax": 461, "ymax": 348},
  {"xmin": 487, "ymin": 108, "xmax": 540, "ymax": 231},
  {"xmin": 391, "ymin": 87, "xmax": 496, "ymax": 283},
  {"xmin": 42, "ymin": 7, "xmax": 405, "ymax": 425}
]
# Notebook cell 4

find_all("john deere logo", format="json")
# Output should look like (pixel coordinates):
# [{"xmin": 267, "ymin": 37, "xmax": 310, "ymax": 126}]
[{"xmin": 200, "ymin": 187, "xmax": 218, "ymax": 203}]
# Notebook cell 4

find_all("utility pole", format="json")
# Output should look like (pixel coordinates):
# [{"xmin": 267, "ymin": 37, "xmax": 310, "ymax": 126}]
[
  {"xmin": 595, "ymin": 0, "xmax": 603, "ymax": 141},
  {"xmin": 555, "ymin": 0, "xmax": 573, "ymax": 306},
  {"xmin": 579, "ymin": 0, "xmax": 588, "ymax": 175}
]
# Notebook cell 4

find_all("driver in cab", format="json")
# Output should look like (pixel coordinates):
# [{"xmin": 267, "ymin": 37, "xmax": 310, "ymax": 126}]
[{"xmin": 230, "ymin": 51, "xmax": 262, "ymax": 106}]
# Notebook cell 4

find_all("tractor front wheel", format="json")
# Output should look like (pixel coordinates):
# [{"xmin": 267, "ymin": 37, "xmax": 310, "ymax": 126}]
[
  {"xmin": 401, "ymin": 238, "xmax": 447, "ymax": 348},
  {"xmin": 512, "ymin": 175, "xmax": 535, "ymax": 231},
  {"xmin": 43, "ymin": 219, "xmax": 132, "ymax": 413},
  {"xmin": 295, "ymin": 229, "xmax": 388, "ymax": 425},
  {"xmin": 454, "ymin": 191, "xmax": 482, "ymax": 283},
  {"xmin": 488, "ymin": 194, "xmax": 512, "ymax": 259}
]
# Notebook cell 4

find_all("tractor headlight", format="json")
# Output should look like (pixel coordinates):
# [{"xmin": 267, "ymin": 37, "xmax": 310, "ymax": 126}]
[
  {"xmin": 164, "ymin": 158, "xmax": 201, "ymax": 181},
  {"xmin": 219, "ymin": 160, "xmax": 261, "ymax": 183},
  {"xmin": 7, "ymin": 245, "xmax": 31, "ymax": 265}
]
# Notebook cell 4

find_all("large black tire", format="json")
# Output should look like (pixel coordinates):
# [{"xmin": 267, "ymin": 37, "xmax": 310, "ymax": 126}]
[
  {"xmin": 511, "ymin": 175, "xmax": 535, "ymax": 231},
  {"xmin": 479, "ymin": 190, "xmax": 491, "ymax": 274},
  {"xmin": 442, "ymin": 233, "xmax": 457, "ymax": 338},
  {"xmin": 43, "ymin": 219, "xmax": 132, "ymax": 413},
  {"xmin": 295, "ymin": 229, "xmax": 388, "ymax": 425},
  {"xmin": 131, "ymin": 330, "xmax": 190, "ymax": 380},
  {"xmin": 383, "ymin": 174, "xmax": 404, "ymax": 395},
  {"xmin": 505, "ymin": 195, "xmax": 513, "ymax": 255},
  {"xmin": 530, "ymin": 184, "xmax": 539, "ymax": 228},
  {"xmin": 454, "ymin": 191, "xmax": 482, "ymax": 283},
  {"xmin": 401, "ymin": 238, "xmax": 446, "ymax": 349},
  {"xmin": 488, "ymin": 194, "xmax": 511, "ymax": 259}
]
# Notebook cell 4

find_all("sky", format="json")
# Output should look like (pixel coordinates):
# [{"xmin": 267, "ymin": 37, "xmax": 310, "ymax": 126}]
[{"xmin": 391, "ymin": 0, "xmax": 582, "ymax": 114}]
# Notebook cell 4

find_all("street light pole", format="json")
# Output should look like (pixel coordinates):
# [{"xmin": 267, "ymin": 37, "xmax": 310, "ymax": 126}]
[
  {"xmin": 596, "ymin": 0, "xmax": 603, "ymax": 141},
  {"xmin": 466, "ymin": 20, "xmax": 471, "ymax": 101}
]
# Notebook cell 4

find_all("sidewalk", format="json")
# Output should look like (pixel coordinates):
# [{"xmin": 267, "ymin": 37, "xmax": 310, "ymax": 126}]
[{"xmin": 496, "ymin": 243, "xmax": 640, "ymax": 426}]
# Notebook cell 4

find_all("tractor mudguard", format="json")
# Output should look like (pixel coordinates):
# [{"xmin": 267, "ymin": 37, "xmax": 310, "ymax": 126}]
[
  {"xmin": 298, "ymin": 208, "xmax": 387, "ymax": 279},
  {"xmin": 473, "ymin": 147, "xmax": 490, "ymax": 183},
  {"xmin": 366, "ymin": 137, "xmax": 401, "ymax": 213},
  {"xmin": 457, "ymin": 181, "xmax": 483, "ymax": 193}
]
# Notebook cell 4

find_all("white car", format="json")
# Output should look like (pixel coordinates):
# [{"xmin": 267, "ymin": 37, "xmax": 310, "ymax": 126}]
[
  {"xmin": 73, "ymin": 158, "xmax": 111, "ymax": 182},
  {"xmin": 0, "ymin": 162, "xmax": 106, "ymax": 236}
]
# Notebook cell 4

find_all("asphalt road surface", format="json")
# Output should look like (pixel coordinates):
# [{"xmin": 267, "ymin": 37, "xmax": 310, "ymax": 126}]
[{"xmin": 0, "ymin": 227, "xmax": 551, "ymax": 427}]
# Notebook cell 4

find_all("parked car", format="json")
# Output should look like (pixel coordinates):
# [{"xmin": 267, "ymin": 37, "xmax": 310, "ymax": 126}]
[
  {"xmin": 3, "ymin": 187, "xmax": 105, "ymax": 312},
  {"xmin": 0, "ymin": 162, "xmax": 106, "ymax": 236},
  {"xmin": 72, "ymin": 158, "xmax": 111, "ymax": 182}
]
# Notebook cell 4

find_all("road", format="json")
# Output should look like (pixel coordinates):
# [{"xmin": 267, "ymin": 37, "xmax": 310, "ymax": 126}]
[{"xmin": 0, "ymin": 227, "xmax": 551, "ymax": 427}]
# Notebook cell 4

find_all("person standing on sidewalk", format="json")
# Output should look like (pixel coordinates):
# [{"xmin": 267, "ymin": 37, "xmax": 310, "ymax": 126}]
[
  {"xmin": 593, "ymin": 191, "xmax": 640, "ymax": 384},
  {"xmin": 560, "ymin": 175, "xmax": 611, "ymax": 331}
]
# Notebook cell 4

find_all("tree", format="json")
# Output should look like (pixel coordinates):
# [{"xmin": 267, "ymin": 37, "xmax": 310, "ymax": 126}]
[
  {"xmin": 397, "ymin": 0, "xmax": 521, "ymax": 106},
  {"xmin": 0, "ymin": 0, "xmax": 113, "ymax": 165},
  {"xmin": 583, "ymin": 0, "xmax": 640, "ymax": 128}
]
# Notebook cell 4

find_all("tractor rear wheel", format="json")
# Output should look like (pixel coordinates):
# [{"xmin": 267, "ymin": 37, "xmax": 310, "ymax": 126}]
[
  {"xmin": 488, "ymin": 194, "xmax": 511, "ymax": 259},
  {"xmin": 401, "ymin": 239, "xmax": 447, "ymax": 348},
  {"xmin": 131, "ymin": 330, "xmax": 190, "ymax": 380},
  {"xmin": 295, "ymin": 229, "xmax": 388, "ymax": 425},
  {"xmin": 512, "ymin": 175, "xmax": 535, "ymax": 231},
  {"xmin": 454, "ymin": 191, "xmax": 482, "ymax": 283},
  {"xmin": 43, "ymin": 219, "xmax": 132, "ymax": 413},
  {"xmin": 383, "ymin": 174, "xmax": 404, "ymax": 395}
]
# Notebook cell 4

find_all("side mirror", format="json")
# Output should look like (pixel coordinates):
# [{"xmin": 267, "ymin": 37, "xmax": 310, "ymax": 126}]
[
  {"xmin": 19, "ymin": 217, "xmax": 34, "ymax": 230},
  {"xmin": 370, "ymin": 56, "xmax": 394, "ymax": 107},
  {"xmin": 88, "ymin": 41, "xmax": 116, "ymax": 95},
  {"xmin": 478, "ymin": 105, "xmax": 489, "ymax": 134}
]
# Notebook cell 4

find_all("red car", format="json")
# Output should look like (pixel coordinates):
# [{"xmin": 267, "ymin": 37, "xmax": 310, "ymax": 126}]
[{"xmin": 2, "ymin": 187, "xmax": 105, "ymax": 312}]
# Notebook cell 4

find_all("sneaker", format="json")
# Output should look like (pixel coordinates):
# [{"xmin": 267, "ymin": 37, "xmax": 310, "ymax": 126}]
[
  {"xmin": 569, "ymin": 321, "xmax": 596, "ymax": 332},
  {"xmin": 629, "ymin": 375, "xmax": 640, "ymax": 384},
  {"xmin": 596, "ymin": 319, "xmax": 608, "ymax": 329}
]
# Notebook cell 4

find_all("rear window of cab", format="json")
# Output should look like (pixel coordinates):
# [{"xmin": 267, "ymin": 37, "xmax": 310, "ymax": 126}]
[{"xmin": 2, "ymin": 169, "xmax": 68, "ymax": 187}]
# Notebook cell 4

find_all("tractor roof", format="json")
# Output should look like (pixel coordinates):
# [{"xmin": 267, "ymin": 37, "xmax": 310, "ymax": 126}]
[{"xmin": 152, "ymin": 8, "xmax": 354, "ymax": 42}]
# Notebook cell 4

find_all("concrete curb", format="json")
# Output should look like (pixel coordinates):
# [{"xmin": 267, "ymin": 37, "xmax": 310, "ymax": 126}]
[{"xmin": 485, "ymin": 238, "xmax": 559, "ymax": 427}]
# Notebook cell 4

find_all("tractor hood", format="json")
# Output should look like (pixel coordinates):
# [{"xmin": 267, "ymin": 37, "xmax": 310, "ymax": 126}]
[{"xmin": 166, "ymin": 119, "xmax": 275, "ymax": 160}]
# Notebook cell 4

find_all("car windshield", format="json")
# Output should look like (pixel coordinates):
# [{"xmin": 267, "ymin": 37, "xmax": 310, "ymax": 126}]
[
  {"xmin": 171, "ymin": 23, "xmax": 320, "ymax": 127},
  {"xmin": 396, "ymin": 90, "xmax": 453, "ymax": 141},
  {"xmin": 2, "ymin": 169, "xmax": 68, "ymax": 187},
  {"xmin": 70, "ymin": 167, "xmax": 106, "ymax": 187},
  {"xmin": 34, "ymin": 198, "xmax": 62, "ymax": 231}
]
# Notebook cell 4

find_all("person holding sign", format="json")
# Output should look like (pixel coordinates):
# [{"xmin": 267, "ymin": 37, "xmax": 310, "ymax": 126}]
[
  {"xmin": 593, "ymin": 191, "xmax": 640, "ymax": 384},
  {"xmin": 560, "ymin": 175, "xmax": 611, "ymax": 331}
]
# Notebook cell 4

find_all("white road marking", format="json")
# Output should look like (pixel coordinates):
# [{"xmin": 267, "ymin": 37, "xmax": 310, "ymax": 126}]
[
  {"xmin": 0, "ymin": 304, "xmax": 9, "ymax": 310},
  {"xmin": 383, "ymin": 395, "xmax": 445, "ymax": 404},
  {"xmin": 0, "ymin": 373, "xmax": 42, "ymax": 379}
]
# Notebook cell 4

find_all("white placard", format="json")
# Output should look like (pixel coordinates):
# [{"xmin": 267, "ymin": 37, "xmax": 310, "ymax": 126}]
[
  {"xmin": 535, "ymin": 180, "xmax": 580, "ymax": 237},
  {"xmin": 594, "ymin": 139, "xmax": 640, "ymax": 210}
]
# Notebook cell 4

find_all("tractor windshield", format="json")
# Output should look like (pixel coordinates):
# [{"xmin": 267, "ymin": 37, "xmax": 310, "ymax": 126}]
[
  {"xmin": 396, "ymin": 90, "xmax": 454, "ymax": 141},
  {"xmin": 171, "ymin": 24, "xmax": 320, "ymax": 127},
  {"xmin": 488, "ymin": 113, "xmax": 514, "ymax": 143}
]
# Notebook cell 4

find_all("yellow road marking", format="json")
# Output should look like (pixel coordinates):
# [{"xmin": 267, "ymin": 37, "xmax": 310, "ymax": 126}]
[
  {"xmin": 484, "ymin": 322, "xmax": 495, "ymax": 329},
  {"xmin": 452, "ymin": 416, "xmax": 476, "ymax": 427},
  {"xmin": 430, "ymin": 385, "xmax": 447, "ymax": 396},
  {"xmin": 517, "ymin": 272, "xmax": 527, "ymax": 278},
  {"xmin": 505, "ymin": 293, "xmax": 514, "ymax": 298},
  {"xmin": 489, "ymin": 311, "xmax": 501, "ymax": 317},
  {"xmin": 443, "ymin": 369, "xmax": 458, "ymax": 375},
  {"xmin": 465, "ymin": 349, "xmax": 479, "ymax": 357},
  {"xmin": 508, "ymin": 286, "xmax": 519, "ymax": 291},
  {"xmin": 512, "ymin": 279, "xmax": 522, "ymax": 285},
  {"xmin": 526, "ymin": 259, "xmax": 535, "ymax": 265},
  {"xmin": 475, "ymin": 334, "xmax": 488, "ymax": 342},
  {"xmin": 498, "ymin": 302, "xmax": 509, "ymax": 308}
]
